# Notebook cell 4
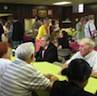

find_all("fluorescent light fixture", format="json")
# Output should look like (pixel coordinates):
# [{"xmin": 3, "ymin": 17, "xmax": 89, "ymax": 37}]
[{"xmin": 53, "ymin": 1, "xmax": 72, "ymax": 5}]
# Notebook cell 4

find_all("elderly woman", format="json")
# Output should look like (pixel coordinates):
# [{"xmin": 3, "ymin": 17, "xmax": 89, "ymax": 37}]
[
  {"xmin": 0, "ymin": 42, "xmax": 12, "ymax": 92},
  {"xmin": 50, "ymin": 58, "xmax": 95, "ymax": 96}
]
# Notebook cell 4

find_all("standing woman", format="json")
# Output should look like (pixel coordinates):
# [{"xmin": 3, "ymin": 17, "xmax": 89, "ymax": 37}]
[{"xmin": 35, "ymin": 18, "xmax": 50, "ymax": 52}]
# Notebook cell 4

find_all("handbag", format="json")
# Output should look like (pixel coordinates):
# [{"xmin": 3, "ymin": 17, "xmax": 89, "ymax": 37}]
[{"xmin": 1, "ymin": 33, "xmax": 8, "ymax": 42}]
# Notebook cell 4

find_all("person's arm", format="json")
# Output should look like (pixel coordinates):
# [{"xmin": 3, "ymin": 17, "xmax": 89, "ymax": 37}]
[
  {"xmin": 58, "ymin": 63, "xmax": 68, "ymax": 75},
  {"xmin": 91, "ymin": 71, "xmax": 97, "ymax": 78},
  {"xmin": 45, "ymin": 74, "xmax": 59, "ymax": 92}
]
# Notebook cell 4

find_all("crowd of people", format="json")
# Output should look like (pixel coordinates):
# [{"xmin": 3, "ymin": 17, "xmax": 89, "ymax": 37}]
[{"xmin": 0, "ymin": 16, "xmax": 97, "ymax": 96}]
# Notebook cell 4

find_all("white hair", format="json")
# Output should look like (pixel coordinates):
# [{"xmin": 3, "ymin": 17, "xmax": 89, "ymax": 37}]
[
  {"xmin": 16, "ymin": 42, "xmax": 35, "ymax": 60},
  {"xmin": 81, "ymin": 38, "xmax": 95, "ymax": 48}
]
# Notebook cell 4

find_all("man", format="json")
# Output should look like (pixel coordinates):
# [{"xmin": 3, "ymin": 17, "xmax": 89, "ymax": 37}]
[
  {"xmin": 60, "ymin": 38, "xmax": 97, "ymax": 78},
  {"xmin": 0, "ymin": 42, "xmax": 58, "ymax": 96},
  {"xmin": 82, "ymin": 16, "xmax": 97, "ymax": 39},
  {"xmin": 76, "ymin": 17, "xmax": 85, "ymax": 44},
  {"xmin": 35, "ymin": 35, "xmax": 58, "ymax": 63},
  {"xmin": 12, "ymin": 17, "xmax": 24, "ymax": 48}
]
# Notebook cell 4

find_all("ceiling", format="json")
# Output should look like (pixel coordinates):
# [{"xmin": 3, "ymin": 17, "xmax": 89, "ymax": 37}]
[{"xmin": 0, "ymin": 0, "xmax": 97, "ymax": 6}]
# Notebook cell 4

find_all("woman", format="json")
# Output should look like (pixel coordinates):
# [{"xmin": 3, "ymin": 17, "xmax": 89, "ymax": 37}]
[
  {"xmin": 35, "ymin": 18, "xmax": 50, "ymax": 52},
  {"xmin": 50, "ymin": 58, "xmax": 95, "ymax": 96},
  {"xmin": 0, "ymin": 42, "xmax": 12, "ymax": 87},
  {"xmin": 58, "ymin": 31, "xmax": 70, "ymax": 49}
]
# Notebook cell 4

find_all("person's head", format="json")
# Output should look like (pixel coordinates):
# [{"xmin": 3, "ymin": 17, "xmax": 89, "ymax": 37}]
[
  {"xmin": 43, "ymin": 18, "xmax": 50, "ymax": 28},
  {"xmin": 79, "ymin": 38, "xmax": 95, "ymax": 57},
  {"xmin": 80, "ymin": 17, "xmax": 85, "ymax": 23},
  {"xmin": 62, "ymin": 58, "xmax": 92, "ymax": 88},
  {"xmin": 0, "ymin": 42, "xmax": 12, "ymax": 60},
  {"xmin": 59, "ymin": 31, "xmax": 68, "ymax": 38},
  {"xmin": 82, "ymin": 16, "xmax": 89, "ymax": 24},
  {"xmin": 36, "ymin": 17, "xmax": 43, "ymax": 25},
  {"xmin": 40, "ymin": 35, "xmax": 51, "ymax": 48},
  {"xmin": 15, "ymin": 42, "xmax": 35, "ymax": 63}
]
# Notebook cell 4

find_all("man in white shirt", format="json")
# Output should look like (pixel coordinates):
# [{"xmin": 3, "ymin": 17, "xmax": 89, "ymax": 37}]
[
  {"xmin": 82, "ymin": 16, "xmax": 97, "ymax": 39},
  {"xmin": 60, "ymin": 38, "xmax": 97, "ymax": 78}
]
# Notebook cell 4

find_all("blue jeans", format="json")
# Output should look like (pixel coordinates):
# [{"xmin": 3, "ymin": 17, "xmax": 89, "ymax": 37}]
[{"xmin": 12, "ymin": 41, "xmax": 22, "ymax": 49}]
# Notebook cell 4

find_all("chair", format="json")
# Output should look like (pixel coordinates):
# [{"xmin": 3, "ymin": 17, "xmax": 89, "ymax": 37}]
[{"xmin": 57, "ymin": 48, "xmax": 72, "ymax": 61}]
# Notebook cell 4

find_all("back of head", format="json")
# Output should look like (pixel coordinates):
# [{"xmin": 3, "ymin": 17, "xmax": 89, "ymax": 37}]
[
  {"xmin": 62, "ymin": 58, "xmax": 91, "ymax": 82},
  {"xmin": 0, "ymin": 42, "xmax": 11, "ymax": 58},
  {"xmin": 16, "ymin": 42, "xmax": 35, "ymax": 60}
]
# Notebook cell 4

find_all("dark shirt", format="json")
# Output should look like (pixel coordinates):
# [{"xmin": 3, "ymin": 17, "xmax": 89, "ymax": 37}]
[
  {"xmin": 50, "ymin": 80, "xmax": 95, "ymax": 96},
  {"xmin": 58, "ymin": 37, "xmax": 70, "ymax": 49},
  {"xmin": 35, "ymin": 43, "xmax": 58, "ymax": 63},
  {"xmin": 0, "ymin": 23, "xmax": 4, "ymax": 41},
  {"xmin": 12, "ymin": 21, "xmax": 24, "ymax": 41}
]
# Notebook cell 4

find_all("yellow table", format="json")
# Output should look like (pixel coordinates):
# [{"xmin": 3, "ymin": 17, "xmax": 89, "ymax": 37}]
[{"xmin": 32, "ymin": 61, "xmax": 97, "ymax": 94}]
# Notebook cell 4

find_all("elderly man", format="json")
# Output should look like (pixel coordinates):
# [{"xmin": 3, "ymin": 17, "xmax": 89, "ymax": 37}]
[
  {"xmin": 0, "ymin": 42, "xmax": 58, "ymax": 96},
  {"xmin": 35, "ymin": 35, "xmax": 58, "ymax": 63},
  {"xmin": 60, "ymin": 38, "xmax": 97, "ymax": 78}
]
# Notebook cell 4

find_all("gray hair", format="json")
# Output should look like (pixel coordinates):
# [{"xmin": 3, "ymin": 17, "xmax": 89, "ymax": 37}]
[
  {"xmin": 43, "ymin": 18, "xmax": 50, "ymax": 24},
  {"xmin": 81, "ymin": 38, "xmax": 95, "ymax": 48},
  {"xmin": 41, "ymin": 35, "xmax": 51, "ymax": 41},
  {"xmin": 16, "ymin": 42, "xmax": 35, "ymax": 60}
]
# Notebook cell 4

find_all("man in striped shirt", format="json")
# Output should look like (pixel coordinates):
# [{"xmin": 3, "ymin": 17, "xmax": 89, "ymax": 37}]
[{"xmin": 0, "ymin": 42, "xmax": 58, "ymax": 96}]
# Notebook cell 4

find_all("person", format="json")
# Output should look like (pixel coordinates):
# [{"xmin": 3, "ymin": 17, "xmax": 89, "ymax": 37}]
[
  {"xmin": 0, "ymin": 42, "xmax": 58, "ymax": 96},
  {"xmin": 49, "ymin": 20, "xmax": 55, "ymax": 35},
  {"xmin": 60, "ymin": 38, "xmax": 97, "ymax": 78},
  {"xmin": 58, "ymin": 30, "xmax": 70, "ymax": 49},
  {"xmin": 82, "ymin": 16, "xmax": 97, "ymax": 39},
  {"xmin": 0, "ymin": 18, "xmax": 4, "ymax": 41},
  {"xmin": 0, "ymin": 42, "xmax": 12, "ymax": 93},
  {"xmin": 2, "ymin": 22, "xmax": 10, "ymax": 42},
  {"xmin": 35, "ymin": 35, "xmax": 58, "ymax": 63},
  {"xmin": 35, "ymin": 18, "xmax": 50, "ymax": 52},
  {"xmin": 76, "ymin": 17, "xmax": 85, "ymax": 44},
  {"xmin": 50, "ymin": 58, "xmax": 95, "ymax": 96},
  {"xmin": 12, "ymin": 17, "xmax": 24, "ymax": 48},
  {"xmin": 32, "ymin": 16, "xmax": 43, "ymax": 39}
]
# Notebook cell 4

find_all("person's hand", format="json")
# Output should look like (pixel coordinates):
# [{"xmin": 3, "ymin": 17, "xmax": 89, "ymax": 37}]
[
  {"xmin": 58, "ymin": 63, "xmax": 68, "ymax": 75},
  {"xmin": 50, "ymin": 75, "xmax": 59, "ymax": 82},
  {"xmin": 44, "ymin": 73, "xmax": 52, "ymax": 79}
]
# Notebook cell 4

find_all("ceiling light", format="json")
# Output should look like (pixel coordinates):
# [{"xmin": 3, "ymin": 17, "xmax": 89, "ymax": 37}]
[{"xmin": 53, "ymin": 1, "xmax": 72, "ymax": 5}]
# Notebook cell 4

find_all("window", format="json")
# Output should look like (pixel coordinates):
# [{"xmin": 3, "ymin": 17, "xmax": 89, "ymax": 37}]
[{"xmin": 78, "ymin": 4, "xmax": 84, "ymax": 13}]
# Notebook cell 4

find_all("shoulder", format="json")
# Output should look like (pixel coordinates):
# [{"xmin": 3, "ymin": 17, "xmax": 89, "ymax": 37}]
[{"xmin": 83, "ymin": 91, "xmax": 95, "ymax": 96}]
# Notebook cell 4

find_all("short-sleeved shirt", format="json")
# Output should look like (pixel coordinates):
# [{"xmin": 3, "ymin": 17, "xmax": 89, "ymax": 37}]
[
  {"xmin": 85, "ymin": 21, "xmax": 96, "ymax": 38},
  {"xmin": 66, "ymin": 50, "xmax": 97, "ymax": 72},
  {"xmin": 0, "ymin": 58, "xmax": 50, "ymax": 96}
]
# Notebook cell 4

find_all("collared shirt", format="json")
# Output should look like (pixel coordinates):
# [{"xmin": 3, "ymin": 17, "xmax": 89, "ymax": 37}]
[
  {"xmin": 0, "ymin": 58, "xmax": 50, "ymax": 96},
  {"xmin": 66, "ymin": 50, "xmax": 97, "ymax": 72},
  {"xmin": 42, "ymin": 46, "xmax": 48, "ymax": 58},
  {"xmin": 85, "ymin": 21, "xmax": 96, "ymax": 38}
]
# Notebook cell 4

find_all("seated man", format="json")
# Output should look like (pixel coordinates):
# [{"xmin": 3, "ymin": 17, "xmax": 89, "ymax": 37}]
[
  {"xmin": 35, "ymin": 35, "xmax": 58, "ymax": 63},
  {"xmin": 0, "ymin": 42, "xmax": 58, "ymax": 96},
  {"xmin": 59, "ymin": 38, "xmax": 97, "ymax": 78}
]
